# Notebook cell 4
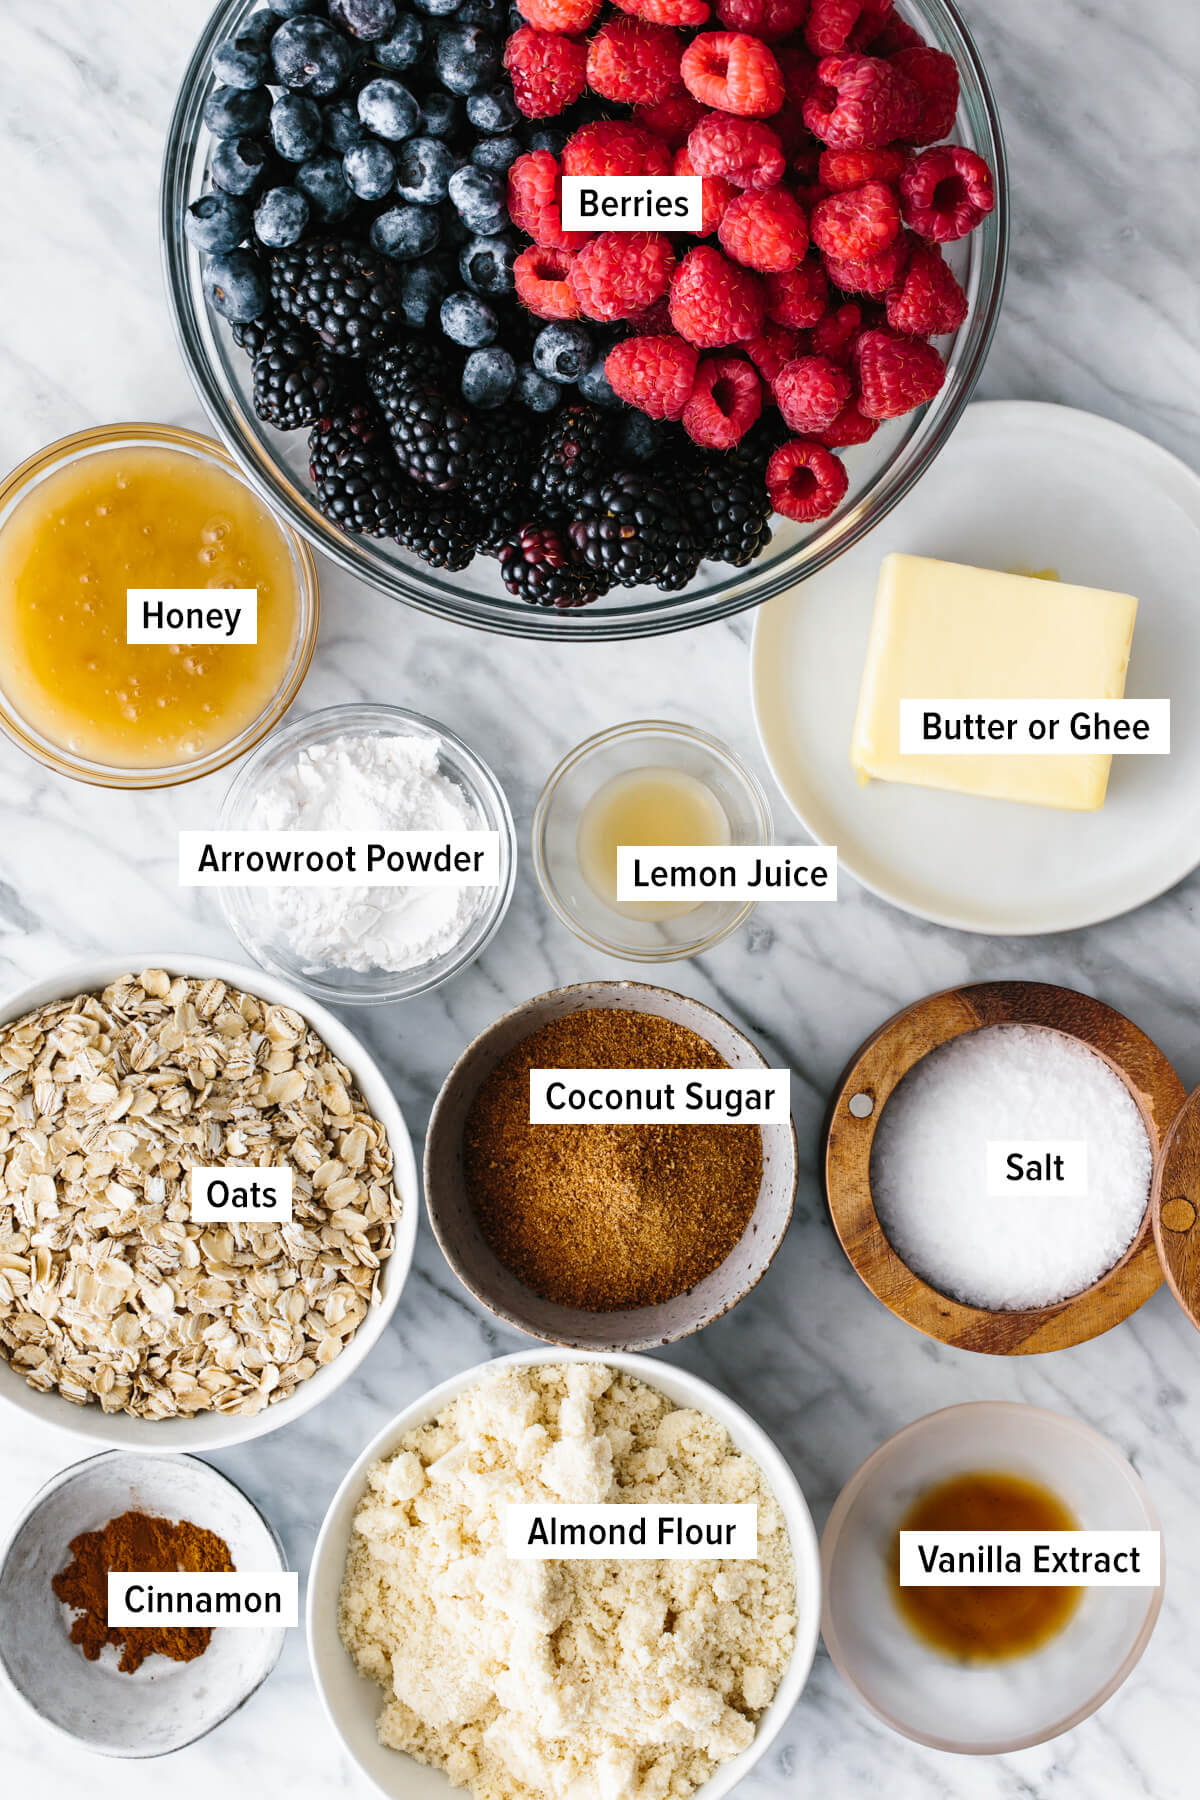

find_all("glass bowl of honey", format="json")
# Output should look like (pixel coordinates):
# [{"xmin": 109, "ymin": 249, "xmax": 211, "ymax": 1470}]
[{"xmin": 0, "ymin": 423, "xmax": 318, "ymax": 788}]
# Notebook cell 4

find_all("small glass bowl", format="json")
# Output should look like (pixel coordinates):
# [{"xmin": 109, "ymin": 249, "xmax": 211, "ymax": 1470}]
[
  {"xmin": 532, "ymin": 721, "xmax": 773, "ymax": 962},
  {"xmin": 0, "ymin": 423, "xmax": 318, "ymax": 789},
  {"xmin": 218, "ymin": 703, "xmax": 517, "ymax": 1006}
]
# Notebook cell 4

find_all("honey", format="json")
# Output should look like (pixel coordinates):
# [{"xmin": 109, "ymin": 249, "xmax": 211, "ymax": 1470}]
[
  {"xmin": 576, "ymin": 765, "xmax": 731, "ymax": 921},
  {"xmin": 892, "ymin": 1471, "xmax": 1083, "ymax": 1661},
  {"xmin": 0, "ymin": 442, "xmax": 305, "ymax": 772}
]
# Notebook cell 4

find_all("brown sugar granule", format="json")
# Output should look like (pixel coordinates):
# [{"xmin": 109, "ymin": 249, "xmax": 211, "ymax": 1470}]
[
  {"xmin": 463, "ymin": 1009, "xmax": 763, "ymax": 1310},
  {"xmin": 52, "ymin": 1509, "xmax": 235, "ymax": 1673}
]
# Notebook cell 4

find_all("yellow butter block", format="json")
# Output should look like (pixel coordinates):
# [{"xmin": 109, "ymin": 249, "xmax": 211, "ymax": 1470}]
[{"xmin": 850, "ymin": 554, "xmax": 1138, "ymax": 812}]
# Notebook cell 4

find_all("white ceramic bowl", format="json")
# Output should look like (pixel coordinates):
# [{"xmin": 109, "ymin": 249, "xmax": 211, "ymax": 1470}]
[
  {"xmin": 0, "ymin": 954, "xmax": 419, "ymax": 1452},
  {"xmin": 821, "ymin": 1402, "xmax": 1164, "ymax": 1753},
  {"xmin": 308, "ymin": 1347, "xmax": 821, "ymax": 1800},
  {"xmin": 0, "ymin": 1450, "xmax": 286, "ymax": 1756}
]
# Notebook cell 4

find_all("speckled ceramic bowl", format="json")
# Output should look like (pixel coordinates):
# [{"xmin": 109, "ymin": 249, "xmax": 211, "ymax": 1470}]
[{"xmin": 423, "ymin": 981, "xmax": 797, "ymax": 1350}]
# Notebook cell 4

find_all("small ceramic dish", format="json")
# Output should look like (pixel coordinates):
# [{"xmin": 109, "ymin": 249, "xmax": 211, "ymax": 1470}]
[
  {"xmin": 824, "ymin": 981, "xmax": 1184, "ymax": 1354},
  {"xmin": 308, "ymin": 1347, "xmax": 821, "ymax": 1800},
  {"xmin": 424, "ymin": 981, "xmax": 796, "ymax": 1350},
  {"xmin": 531, "ymin": 721, "xmax": 773, "ymax": 963},
  {"xmin": 821, "ymin": 1402, "xmax": 1163, "ymax": 1753},
  {"xmin": 218, "ymin": 703, "xmax": 517, "ymax": 1006},
  {"xmin": 0, "ymin": 1451, "xmax": 287, "ymax": 1757}
]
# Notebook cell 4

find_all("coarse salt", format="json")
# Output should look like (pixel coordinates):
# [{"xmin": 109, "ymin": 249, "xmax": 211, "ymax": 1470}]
[{"xmin": 870, "ymin": 1024, "xmax": 1153, "ymax": 1311}]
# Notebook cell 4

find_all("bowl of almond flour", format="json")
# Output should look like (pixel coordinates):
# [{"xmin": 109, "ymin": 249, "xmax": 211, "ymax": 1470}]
[{"xmin": 307, "ymin": 1349, "xmax": 821, "ymax": 1800}]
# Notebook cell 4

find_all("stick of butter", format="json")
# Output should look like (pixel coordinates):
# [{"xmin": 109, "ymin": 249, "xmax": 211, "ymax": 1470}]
[{"xmin": 850, "ymin": 553, "xmax": 1138, "ymax": 812}]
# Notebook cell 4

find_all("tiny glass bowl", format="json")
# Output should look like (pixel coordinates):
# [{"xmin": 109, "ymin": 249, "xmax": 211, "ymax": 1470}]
[
  {"xmin": 0, "ymin": 423, "xmax": 318, "ymax": 789},
  {"xmin": 218, "ymin": 703, "xmax": 517, "ymax": 1006},
  {"xmin": 531, "ymin": 721, "xmax": 773, "ymax": 962}
]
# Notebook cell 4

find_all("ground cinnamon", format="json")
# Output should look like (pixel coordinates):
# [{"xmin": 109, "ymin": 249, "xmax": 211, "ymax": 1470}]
[
  {"xmin": 463, "ymin": 1009, "xmax": 763, "ymax": 1311},
  {"xmin": 52, "ymin": 1509, "xmax": 234, "ymax": 1673}
]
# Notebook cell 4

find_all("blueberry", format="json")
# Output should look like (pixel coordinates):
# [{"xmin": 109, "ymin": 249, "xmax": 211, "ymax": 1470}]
[
  {"xmin": 203, "ymin": 85, "xmax": 272, "ymax": 138},
  {"xmin": 439, "ymin": 201, "xmax": 474, "ymax": 248},
  {"xmin": 270, "ymin": 92, "xmax": 323, "ymax": 161},
  {"xmin": 271, "ymin": 17, "xmax": 354, "ymax": 95},
  {"xmin": 517, "ymin": 363, "xmax": 561, "ymax": 412},
  {"xmin": 459, "ymin": 233, "xmax": 515, "ymax": 295},
  {"xmin": 211, "ymin": 136, "xmax": 273, "ymax": 196},
  {"xmin": 459, "ymin": 0, "xmax": 507, "ymax": 26},
  {"xmin": 212, "ymin": 39, "xmax": 268, "ymax": 88},
  {"xmin": 466, "ymin": 85, "xmax": 520, "ymax": 134},
  {"xmin": 203, "ymin": 248, "xmax": 269, "ymax": 323},
  {"xmin": 617, "ymin": 412, "xmax": 666, "ymax": 462},
  {"xmin": 343, "ymin": 140, "xmax": 396, "ymax": 199},
  {"xmin": 185, "ymin": 191, "xmax": 251, "ymax": 253},
  {"xmin": 357, "ymin": 77, "xmax": 420, "ymax": 141},
  {"xmin": 401, "ymin": 263, "xmax": 450, "ymax": 328},
  {"xmin": 447, "ymin": 164, "xmax": 506, "ymax": 234},
  {"xmin": 527, "ymin": 127, "xmax": 568, "ymax": 156},
  {"xmin": 370, "ymin": 204, "xmax": 441, "ymax": 260},
  {"xmin": 434, "ymin": 25, "xmax": 499, "ymax": 94},
  {"xmin": 271, "ymin": 0, "xmax": 321, "ymax": 14},
  {"xmin": 253, "ymin": 185, "xmax": 310, "ymax": 246},
  {"xmin": 237, "ymin": 12, "xmax": 284, "ymax": 51},
  {"xmin": 471, "ymin": 133, "xmax": 520, "ymax": 173},
  {"xmin": 322, "ymin": 98, "xmax": 368, "ymax": 152},
  {"xmin": 393, "ymin": 136, "xmax": 456, "ymax": 204},
  {"xmin": 578, "ymin": 354, "xmax": 619, "ymax": 408},
  {"xmin": 462, "ymin": 347, "xmax": 516, "ymax": 408},
  {"xmin": 329, "ymin": 0, "xmax": 398, "ymax": 38},
  {"xmin": 533, "ymin": 322, "xmax": 593, "ymax": 383},
  {"xmin": 419, "ymin": 91, "xmax": 460, "ymax": 139},
  {"xmin": 440, "ymin": 290, "xmax": 498, "ymax": 347},
  {"xmin": 374, "ymin": 14, "xmax": 425, "ymax": 68},
  {"xmin": 413, "ymin": 0, "xmax": 461, "ymax": 15},
  {"xmin": 295, "ymin": 154, "xmax": 356, "ymax": 221}
]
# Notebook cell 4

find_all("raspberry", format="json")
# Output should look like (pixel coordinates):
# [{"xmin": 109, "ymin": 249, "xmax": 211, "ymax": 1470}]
[
  {"xmin": 855, "ymin": 326, "xmax": 945, "ymax": 416},
  {"xmin": 508, "ymin": 149, "xmax": 590, "ymax": 249},
  {"xmin": 764, "ymin": 254, "xmax": 828, "ymax": 327},
  {"xmin": 819, "ymin": 145, "xmax": 906, "ymax": 191},
  {"xmin": 669, "ymin": 245, "xmax": 766, "ymax": 347},
  {"xmin": 803, "ymin": 53, "xmax": 920, "ymax": 149},
  {"xmin": 773, "ymin": 353, "xmax": 851, "ymax": 432},
  {"xmin": 885, "ymin": 238, "xmax": 966, "ymax": 335},
  {"xmin": 563, "ymin": 119, "xmax": 673, "ymax": 177},
  {"xmin": 867, "ymin": 6, "xmax": 926, "ymax": 54},
  {"xmin": 776, "ymin": 43, "xmax": 820, "ymax": 107},
  {"xmin": 514, "ymin": 243, "xmax": 581, "ymax": 317},
  {"xmin": 688, "ymin": 113, "xmax": 785, "ymax": 190},
  {"xmin": 900, "ymin": 145, "xmax": 995, "ymax": 241},
  {"xmin": 625, "ymin": 294, "xmax": 675, "ymax": 333},
  {"xmin": 811, "ymin": 298, "xmax": 866, "ymax": 361},
  {"xmin": 567, "ymin": 230, "xmax": 675, "ymax": 320},
  {"xmin": 715, "ymin": 0, "xmax": 809, "ymax": 42},
  {"xmin": 673, "ymin": 145, "xmax": 737, "ymax": 234},
  {"xmin": 892, "ymin": 45, "xmax": 958, "ymax": 143},
  {"xmin": 586, "ymin": 18, "xmax": 682, "ymax": 105},
  {"xmin": 766, "ymin": 438, "xmax": 849, "ymax": 520},
  {"xmin": 812, "ymin": 179, "xmax": 899, "ymax": 260},
  {"xmin": 605, "ymin": 333, "xmax": 699, "ymax": 417},
  {"xmin": 719, "ymin": 187, "xmax": 809, "ymax": 273},
  {"xmin": 681, "ymin": 33, "xmax": 784, "ymax": 117},
  {"xmin": 505, "ymin": 27, "xmax": 588, "ymax": 118},
  {"xmin": 682, "ymin": 353, "xmax": 762, "ymax": 447},
  {"xmin": 805, "ymin": 0, "xmax": 887, "ymax": 55},
  {"xmin": 614, "ymin": 0, "xmax": 710, "ymax": 25},
  {"xmin": 822, "ymin": 228, "xmax": 909, "ymax": 294},
  {"xmin": 745, "ymin": 322, "xmax": 803, "ymax": 383},
  {"xmin": 633, "ymin": 92, "xmax": 707, "ymax": 146},
  {"xmin": 517, "ymin": 0, "xmax": 600, "ymax": 31},
  {"xmin": 819, "ymin": 394, "xmax": 880, "ymax": 445}
]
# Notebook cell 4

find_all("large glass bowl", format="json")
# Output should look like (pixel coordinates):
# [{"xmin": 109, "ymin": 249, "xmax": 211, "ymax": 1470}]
[{"xmin": 161, "ymin": 0, "xmax": 1008, "ymax": 641}]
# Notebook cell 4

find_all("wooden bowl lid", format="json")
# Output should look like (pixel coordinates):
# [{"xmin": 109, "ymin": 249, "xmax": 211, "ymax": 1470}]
[
  {"xmin": 825, "ymin": 981, "xmax": 1185, "ymax": 1356},
  {"xmin": 1151, "ymin": 1084, "xmax": 1200, "ymax": 1330}
]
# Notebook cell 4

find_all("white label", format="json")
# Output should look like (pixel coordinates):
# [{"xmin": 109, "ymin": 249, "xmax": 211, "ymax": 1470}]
[
  {"xmin": 529, "ymin": 1068, "xmax": 790, "ymax": 1124},
  {"xmin": 504, "ymin": 1504, "xmax": 757, "ymax": 1560},
  {"xmin": 179, "ymin": 830, "xmax": 500, "ymax": 886},
  {"xmin": 898, "ymin": 1531, "xmax": 1161, "ymax": 1587},
  {"xmin": 127, "ymin": 589, "xmax": 258, "ymax": 644},
  {"xmin": 616, "ymin": 845, "xmax": 837, "ymax": 904},
  {"xmin": 561, "ymin": 175, "xmax": 704, "ymax": 232},
  {"xmin": 898, "ymin": 699, "xmax": 1170, "ymax": 754},
  {"xmin": 985, "ymin": 1140, "xmax": 1088, "ymax": 1199},
  {"xmin": 189, "ymin": 1166, "xmax": 294, "ymax": 1222},
  {"xmin": 106, "ymin": 1571, "xmax": 299, "ymax": 1626}
]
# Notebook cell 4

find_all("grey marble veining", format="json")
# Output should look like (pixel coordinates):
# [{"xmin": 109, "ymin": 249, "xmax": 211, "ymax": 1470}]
[{"xmin": 2, "ymin": 2, "xmax": 1200, "ymax": 1797}]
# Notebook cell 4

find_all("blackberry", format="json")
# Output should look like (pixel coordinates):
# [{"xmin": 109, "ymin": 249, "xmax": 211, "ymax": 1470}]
[
  {"xmin": 252, "ymin": 327, "xmax": 340, "ymax": 430},
  {"xmin": 385, "ymin": 380, "xmax": 480, "ymax": 490},
  {"xmin": 394, "ymin": 494, "xmax": 480, "ymax": 569},
  {"xmin": 570, "ymin": 469, "xmax": 698, "ymax": 590},
  {"xmin": 269, "ymin": 238, "xmax": 404, "ymax": 358},
  {"xmin": 365, "ymin": 339, "xmax": 452, "ymax": 424},
  {"xmin": 680, "ymin": 455, "xmax": 774, "ymax": 568},
  {"xmin": 498, "ymin": 525, "xmax": 606, "ymax": 609},
  {"xmin": 459, "ymin": 412, "xmax": 537, "ymax": 546},
  {"xmin": 231, "ymin": 312, "xmax": 277, "ymax": 358},
  {"xmin": 530, "ymin": 404, "xmax": 610, "ymax": 518},
  {"xmin": 308, "ymin": 404, "xmax": 411, "ymax": 536}
]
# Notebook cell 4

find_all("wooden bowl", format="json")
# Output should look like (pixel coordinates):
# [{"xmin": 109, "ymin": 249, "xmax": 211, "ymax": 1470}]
[
  {"xmin": 824, "ymin": 981, "xmax": 1185, "ymax": 1355},
  {"xmin": 1150, "ymin": 1084, "xmax": 1200, "ymax": 1332}
]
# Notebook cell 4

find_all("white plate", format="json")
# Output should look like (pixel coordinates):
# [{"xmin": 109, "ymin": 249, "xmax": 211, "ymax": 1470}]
[{"xmin": 750, "ymin": 402, "xmax": 1200, "ymax": 934}]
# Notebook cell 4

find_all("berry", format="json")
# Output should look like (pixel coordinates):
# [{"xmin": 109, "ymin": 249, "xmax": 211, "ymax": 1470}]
[
  {"xmin": 616, "ymin": 0, "xmax": 710, "ymax": 25},
  {"xmin": 531, "ymin": 402, "xmax": 613, "ymax": 510},
  {"xmin": 687, "ymin": 113, "xmax": 785, "ymax": 190},
  {"xmin": 682, "ymin": 353, "xmax": 761, "ymax": 447},
  {"xmin": 812, "ymin": 179, "xmax": 899, "ymax": 260},
  {"xmin": 586, "ymin": 19, "xmax": 683, "ymax": 106},
  {"xmin": 499, "ymin": 525, "xmax": 604, "ymax": 607},
  {"xmin": 719, "ymin": 188, "xmax": 809, "ymax": 274},
  {"xmin": 900, "ymin": 144, "xmax": 994, "ymax": 241},
  {"xmin": 811, "ymin": 298, "xmax": 866, "ymax": 361},
  {"xmin": 185, "ymin": 192, "xmax": 251, "ymax": 254},
  {"xmin": 203, "ymin": 86, "xmax": 272, "ymax": 139},
  {"xmin": 605, "ymin": 334, "xmax": 698, "ymax": 418},
  {"xmin": 803, "ymin": 53, "xmax": 919, "ymax": 149},
  {"xmin": 462, "ymin": 346, "xmax": 518, "ymax": 405},
  {"xmin": 818, "ymin": 145, "xmax": 906, "ymax": 191},
  {"xmin": 253, "ymin": 185, "xmax": 310, "ymax": 247},
  {"xmin": 578, "ymin": 354, "xmax": 619, "ymax": 406},
  {"xmin": 885, "ymin": 238, "xmax": 966, "ymax": 334},
  {"xmin": 681, "ymin": 34, "xmax": 784, "ymax": 118},
  {"xmin": 865, "ymin": 5, "xmax": 925, "ymax": 54},
  {"xmin": 394, "ymin": 136, "xmax": 457, "ymax": 204},
  {"xmin": 672, "ymin": 146, "xmax": 736, "ymax": 234},
  {"xmin": 773, "ymin": 353, "xmax": 851, "ymax": 432},
  {"xmin": 252, "ymin": 326, "xmax": 339, "ymax": 429},
  {"xmin": 401, "ymin": 263, "xmax": 450, "ymax": 326},
  {"xmin": 508, "ymin": 148, "xmax": 589, "ymax": 248},
  {"xmin": 438, "ymin": 290, "xmax": 496, "ymax": 344},
  {"xmin": 515, "ymin": 243, "xmax": 581, "ymax": 317},
  {"xmin": 631, "ymin": 92, "xmax": 706, "ymax": 148},
  {"xmin": 467, "ymin": 85, "xmax": 524, "ymax": 132},
  {"xmin": 764, "ymin": 254, "xmax": 828, "ymax": 327},
  {"xmin": 766, "ymin": 437, "xmax": 848, "ymax": 519},
  {"xmin": 270, "ymin": 92, "xmax": 324, "ymax": 161},
  {"xmin": 805, "ymin": 0, "xmax": 875, "ymax": 54},
  {"xmin": 776, "ymin": 42, "xmax": 820, "ymax": 107},
  {"xmin": 855, "ymin": 326, "xmax": 945, "ymax": 416},
  {"xmin": 567, "ymin": 231, "xmax": 675, "ymax": 322},
  {"xmin": 211, "ymin": 136, "xmax": 273, "ymax": 198},
  {"xmin": 517, "ymin": 0, "xmax": 601, "ymax": 29},
  {"xmin": 377, "ymin": 372, "xmax": 482, "ymax": 488},
  {"xmin": 518, "ymin": 362, "xmax": 561, "ymax": 409},
  {"xmin": 460, "ymin": 233, "xmax": 518, "ymax": 292},
  {"xmin": 682, "ymin": 450, "xmax": 773, "ymax": 562},
  {"xmin": 395, "ymin": 495, "xmax": 480, "ymax": 569},
  {"xmin": 322, "ymin": 98, "xmax": 369, "ymax": 153},
  {"xmin": 343, "ymin": 141, "xmax": 397, "ymax": 200},
  {"xmin": 212, "ymin": 38, "xmax": 269, "ymax": 90},
  {"xmin": 203, "ymin": 248, "xmax": 269, "ymax": 323},
  {"xmin": 296, "ymin": 154, "xmax": 356, "ymax": 222},
  {"xmin": 563, "ymin": 120, "xmax": 673, "ymax": 177},
  {"xmin": 448, "ymin": 164, "xmax": 509, "ymax": 233},
  {"xmin": 330, "ymin": 0, "xmax": 399, "ymax": 37},
  {"xmin": 473, "ymin": 132, "xmax": 523, "ymax": 171},
  {"xmin": 670, "ymin": 246, "xmax": 764, "ymax": 347},
  {"xmin": 715, "ymin": 0, "xmax": 806, "ymax": 40},
  {"xmin": 892, "ymin": 45, "xmax": 958, "ymax": 145},
  {"xmin": 269, "ymin": 237, "xmax": 403, "ymax": 354},
  {"xmin": 370, "ymin": 203, "xmax": 441, "ymax": 259},
  {"xmin": 271, "ymin": 18, "xmax": 354, "ymax": 95},
  {"xmin": 822, "ymin": 228, "xmax": 908, "ymax": 294},
  {"xmin": 504, "ymin": 26, "xmax": 587, "ymax": 115},
  {"xmin": 309, "ymin": 405, "xmax": 413, "ymax": 537},
  {"xmin": 437, "ymin": 24, "xmax": 503, "ymax": 93},
  {"xmin": 533, "ymin": 320, "xmax": 594, "ymax": 381},
  {"xmin": 819, "ymin": 394, "xmax": 879, "ymax": 445},
  {"xmin": 570, "ymin": 469, "xmax": 697, "ymax": 588},
  {"xmin": 745, "ymin": 322, "xmax": 801, "ymax": 383},
  {"xmin": 420, "ymin": 92, "xmax": 461, "ymax": 137},
  {"xmin": 357, "ymin": 77, "xmax": 421, "ymax": 140}
]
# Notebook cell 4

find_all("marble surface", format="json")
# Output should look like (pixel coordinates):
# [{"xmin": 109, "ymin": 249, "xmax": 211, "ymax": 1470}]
[{"xmin": 2, "ymin": 2, "xmax": 1200, "ymax": 1797}]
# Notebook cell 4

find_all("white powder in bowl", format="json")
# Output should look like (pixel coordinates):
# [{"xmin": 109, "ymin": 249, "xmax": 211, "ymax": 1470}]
[
  {"xmin": 871, "ymin": 1023, "xmax": 1153, "ymax": 1311},
  {"xmin": 338, "ymin": 1362, "xmax": 796, "ymax": 1800},
  {"xmin": 249, "ymin": 731, "xmax": 484, "ymax": 974}
]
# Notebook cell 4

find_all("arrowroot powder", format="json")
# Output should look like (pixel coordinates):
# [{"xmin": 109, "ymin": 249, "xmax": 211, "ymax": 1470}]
[{"xmin": 871, "ymin": 1024, "xmax": 1153, "ymax": 1311}]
